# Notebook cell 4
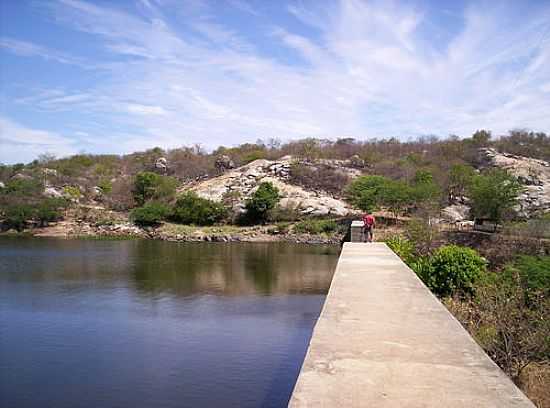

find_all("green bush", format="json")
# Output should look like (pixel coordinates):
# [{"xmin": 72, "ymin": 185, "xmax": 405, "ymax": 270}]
[
  {"xmin": 244, "ymin": 182, "xmax": 280, "ymax": 224},
  {"xmin": 63, "ymin": 186, "xmax": 82, "ymax": 200},
  {"xmin": 170, "ymin": 192, "xmax": 226, "ymax": 226},
  {"xmin": 3, "ymin": 178, "xmax": 43, "ymax": 196},
  {"xmin": 468, "ymin": 168, "xmax": 522, "ymax": 223},
  {"xmin": 130, "ymin": 202, "xmax": 170, "ymax": 226},
  {"xmin": 385, "ymin": 235, "xmax": 416, "ymax": 265},
  {"xmin": 3, "ymin": 204, "xmax": 34, "ymax": 231},
  {"xmin": 294, "ymin": 219, "xmax": 338, "ymax": 234},
  {"xmin": 503, "ymin": 256, "xmax": 550, "ymax": 298},
  {"xmin": 97, "ymin": 179, "xmax": 112, "ymax": 195},
  {"xmin": 35, "ymin": 198, "xmax": 67, "ymax": 226},
  {"xmin": 132, "ymin": 172, "xmax": 178, "ymax": 206},
  {"xmin": 424, "ymin": 245, "xmax": 486, "ymax": 296}
]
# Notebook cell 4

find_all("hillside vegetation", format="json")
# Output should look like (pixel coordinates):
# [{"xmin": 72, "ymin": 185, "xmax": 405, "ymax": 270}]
[{"xmin": 1, "ymin": 129, "xmax": 549, "ymax": 405}]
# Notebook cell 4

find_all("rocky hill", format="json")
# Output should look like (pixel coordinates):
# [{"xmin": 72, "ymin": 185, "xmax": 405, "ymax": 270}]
[
  {"xmin": 478, "ymin": 148, "xmax": 550, "ymax": 217},
  {"xmin": 186, "ymin": 157, "xmax": 357, "ymax": 217}
]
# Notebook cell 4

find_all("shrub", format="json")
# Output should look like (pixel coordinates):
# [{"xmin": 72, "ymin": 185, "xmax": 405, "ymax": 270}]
[
  {"xmin": 468, "ymin": 168, "xmax": 522, "ymax": 224},
  {"xmin": 130, "ymin": 202, "xmax": 170, "ymax": 226},
  {"xmin": 97, "ymin": 179, "xmax": 112, "ymax": 195},
  {"xmin": 35, "ymin": 198, "xmax": 67, "ymax": 226},
  {"xmin": 243, "ymin": 182, "xmax": 280, "ymax": 224},
  {"xmin": 446, "ymin": 259, "xmax": 550, "ymax": 384},
  {"xmin": 505, "ymin": 255, "xmax": 550, "ymax": 298},
  {"xmin": 294, "ymin": 219, "xmax": 338, "ymax": 234},
  {"xmin": 63, "ymin": 186, "xmax": 82, "ymax": 200},
  {"xmin": 405, "ymin": 218, "xmax": 440, "ymax": 256},
  {"xmin": 170, "ymin": 191, "xmax": 226, "ymax": 226},
  {"xmin": 132, "ymin": 172, "xmax": 178, "ymax": 206},
  {"xmin": 425, "ymin": 245, "xmax": 486, "ymax": 296},
  {"xmin": 385, "ymin": 235, "xmax": 416, "ymax": 265},
  {"xmin": 2, "ymin": 204, "xmax": 34, "ymax": 231},
  {"xmin": 3, "ymin": 178, "xmax": 43, "ymax": 196}
]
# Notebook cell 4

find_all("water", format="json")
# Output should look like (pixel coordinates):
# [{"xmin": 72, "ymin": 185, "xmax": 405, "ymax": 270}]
[{"xmin": 0, "ymin": 237, "xmax": 339, "ymax": 408}]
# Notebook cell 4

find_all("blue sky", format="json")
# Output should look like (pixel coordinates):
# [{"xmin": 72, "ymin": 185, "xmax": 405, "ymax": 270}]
[{"xmin": 1, "ymin": 0, "xmax": 550, "ymax": 163}]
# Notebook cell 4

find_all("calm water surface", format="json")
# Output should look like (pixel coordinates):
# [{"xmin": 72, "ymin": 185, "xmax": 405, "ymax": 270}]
[{"xmin": 0, "ymin": 237, "xmax": 339, "ymax": 408}]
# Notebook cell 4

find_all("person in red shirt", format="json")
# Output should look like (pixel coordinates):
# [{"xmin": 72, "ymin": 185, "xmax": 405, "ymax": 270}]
[{"xmin": 362, "ymin": 212, "xmax": 375, "ymax": 242}]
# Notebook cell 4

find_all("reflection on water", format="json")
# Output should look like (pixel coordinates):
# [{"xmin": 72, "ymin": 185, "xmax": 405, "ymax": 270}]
[{"xmin": 0, "ymin": 237, "xmax": 339, "ymax": 408}]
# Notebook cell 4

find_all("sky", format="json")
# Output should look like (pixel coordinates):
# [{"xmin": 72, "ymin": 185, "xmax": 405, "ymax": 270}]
[{"xmin": 1, "ymin": 0, "xmax": 550, "ymax": 164}]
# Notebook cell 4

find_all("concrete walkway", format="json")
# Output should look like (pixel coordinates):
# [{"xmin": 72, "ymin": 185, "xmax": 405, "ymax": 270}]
[{"xmin": 289, "ymin": 243, "xmax": 534, "ymax": 407}]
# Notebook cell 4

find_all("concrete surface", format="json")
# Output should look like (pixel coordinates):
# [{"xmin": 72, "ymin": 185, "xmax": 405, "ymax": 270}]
[
  {"xmin": 289, "ymin": 243, "xmax": 534, "ymax": 407},
  {"xmin": 350, "ymin": 221, "xmax": 364, "ymax": 242}
]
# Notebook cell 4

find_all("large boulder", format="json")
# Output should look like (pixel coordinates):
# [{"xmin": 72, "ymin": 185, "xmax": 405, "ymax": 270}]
[
  {"xmin": 155, "ymin": 157, "xmax": 168, "ymax": 172},
  {"xmin": 441, "ymin": 204, "xmax": 470, "ymax": 222}
]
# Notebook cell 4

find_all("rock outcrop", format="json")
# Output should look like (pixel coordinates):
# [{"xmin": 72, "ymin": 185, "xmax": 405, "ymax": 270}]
[
  {"xmin": 188, "ymin": 157, "xmax": 355, "ymax": 217},
  {"xmin": 215, "ymin": 155, "xmax": 235, "ymax": 172},
  {"xmin": 155, "ymin": 157, "xmax": 168, "ymax": 172},
  {"xmin": 441, "ymin": 204, "xmax": 470, "ymax": 222},
  {"xmin": 478, "ymin": 148, "xmax": 550, "ymax": 217}
]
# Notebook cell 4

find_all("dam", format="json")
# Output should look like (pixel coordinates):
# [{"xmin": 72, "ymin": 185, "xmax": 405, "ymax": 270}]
[{"xmin": 289, "ymin": 243, "xmax": 534, "ymax": 407}]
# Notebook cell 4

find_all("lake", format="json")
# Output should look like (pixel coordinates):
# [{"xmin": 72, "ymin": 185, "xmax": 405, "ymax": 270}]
[{"xmin": 0, "ymin": 237, "xmax": 339, "ymax": 408}]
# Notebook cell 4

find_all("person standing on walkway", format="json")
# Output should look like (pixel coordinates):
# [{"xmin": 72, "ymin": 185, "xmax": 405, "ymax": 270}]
[{"xmin": 362, "ymin": 212, "xmax": 375, "ymax": 242}]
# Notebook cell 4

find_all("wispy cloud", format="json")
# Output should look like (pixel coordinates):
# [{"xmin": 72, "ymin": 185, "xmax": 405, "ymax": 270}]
[
  {"xmin": 0, "ymin": 38, "xmax": 88, "ymax": 67},
  {"xmin": 1, "ymin": 0, "xmax": 550, "ymax": 162},
  {"xmin": 0, "ymin": 116, "xmax": 78, "ymax": 163}
]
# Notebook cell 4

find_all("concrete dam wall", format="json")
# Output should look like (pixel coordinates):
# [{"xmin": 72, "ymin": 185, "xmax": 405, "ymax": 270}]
[{"xmin": 289, "ymin": 243, "xmax": 534, "ymax": 407}]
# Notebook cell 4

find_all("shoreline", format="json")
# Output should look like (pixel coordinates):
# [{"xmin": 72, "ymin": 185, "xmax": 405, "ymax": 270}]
[{"xmin": 0, "ymin": 221, "xmax": 344, "ymax": 245}]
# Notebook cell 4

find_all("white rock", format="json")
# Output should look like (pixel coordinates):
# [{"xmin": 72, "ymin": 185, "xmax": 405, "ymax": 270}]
[
  {"xmin": 441, "ymin": 204, "xmax": 470, "ymax": 222},
  {"xmin": 43, "ymin": 187, "xmax": 63, "ymax": 198}
]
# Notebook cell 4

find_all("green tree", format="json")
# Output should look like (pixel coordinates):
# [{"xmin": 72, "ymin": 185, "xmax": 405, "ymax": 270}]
[
  {"xmin": 244, "ymin": 182, "xmax": 280, "ymax": 223},
  {"xmin": 132, "ymin": 171, "xmax": 178, "ymax": 206},
  {"xmin": 170, "ymin": 191, "xmax": 226, "ymax": 226},
  {"xmin": 35, "ymin": 198, "xmax": 67, "ymax": 227},
  {"xmin": 381, "ymin": 179, "xmax": 412, "ymax": 219},
  {"xmin": 471, "ymin": 129, "xmax": 492, "ymax": 146},
  {"xmin": 468, "ymin": 168, "xmax": 522, "ymax": 224},
  {"xmin": 3, "ymin": 204, "xmax": 34, "ymax": 231},
  {"xmin": 410, "ymin": 170, "xmax": 441, "ymax": 209},
  {"xmin": 345, "ymin": 175, "xmax": 389, "ymax": 212},
  {"xmin": 130, "ymin": 202, "xmax": 170, "ymax": 226},
  {"xmin": 449, "ymin": 164, "xmax": 475, "ymax": 198}
]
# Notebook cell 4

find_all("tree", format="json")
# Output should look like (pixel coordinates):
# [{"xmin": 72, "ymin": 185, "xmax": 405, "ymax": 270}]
[
  {"xmin": 381, "ymin": 179, "xmax": 412, "ymax": 219},
  {"xmin": 410, "ymin": 170, "xmax": 442, "ymax": 210},
  {"xmin": 132, "ymin": 171, "xmax": 178, "ymax": 206},
  {"xmin": 345, "ymin": 175, "xmax": 413, "ymax": 218},
  {"xmin": 471, "ymin": 129, "xmax": 492, "ymax": 146},
  {"xmin": 35, "ymin": 198, "xmax": 67, "ymax": 227},
  {"xmin": 3, "ymin": 204, "xmax": 34, "ymax": 231},
  {"xmin": 130, "ymin": 202, "xmax": 170, "ymax": 226},
  {"xmin": 244, "ymin": 182, "xmax": 280, "ymax": 223},
  {"xmin": 345, "ymin": 175, "xmax": 388, "ymax": 212},
  {"xmin": 170, "ymin": 191, "xmax": 226, "ymax": 225},
  {"xmin": 448, "ymin": 164, "xmax": 475, "ymax": 199},
  {"xmin": 468, "ymin": 168, "xmax": 522, "ymax": 224}
]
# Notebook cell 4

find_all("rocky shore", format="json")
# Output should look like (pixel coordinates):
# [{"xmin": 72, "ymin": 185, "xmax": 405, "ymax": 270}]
[{"xmin": 5, "ymin": 220, "xmax": 343, "ymax": 245}]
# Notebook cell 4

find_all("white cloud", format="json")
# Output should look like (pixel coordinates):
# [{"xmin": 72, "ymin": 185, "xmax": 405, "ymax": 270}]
[
  {"xmin": 2, "ymin": 0, "xmax": 550, "ymax": 161},
  {"xmin": 0, "ymin": 37, "xmax": 88, "ymax": 67},
  {"xmin": 126, "ymin": 104, "xmax": 168, "ymax": 116},
  {"xmin": 0, "ymin": 117, "xmax": 77, "ymax": 163}
]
